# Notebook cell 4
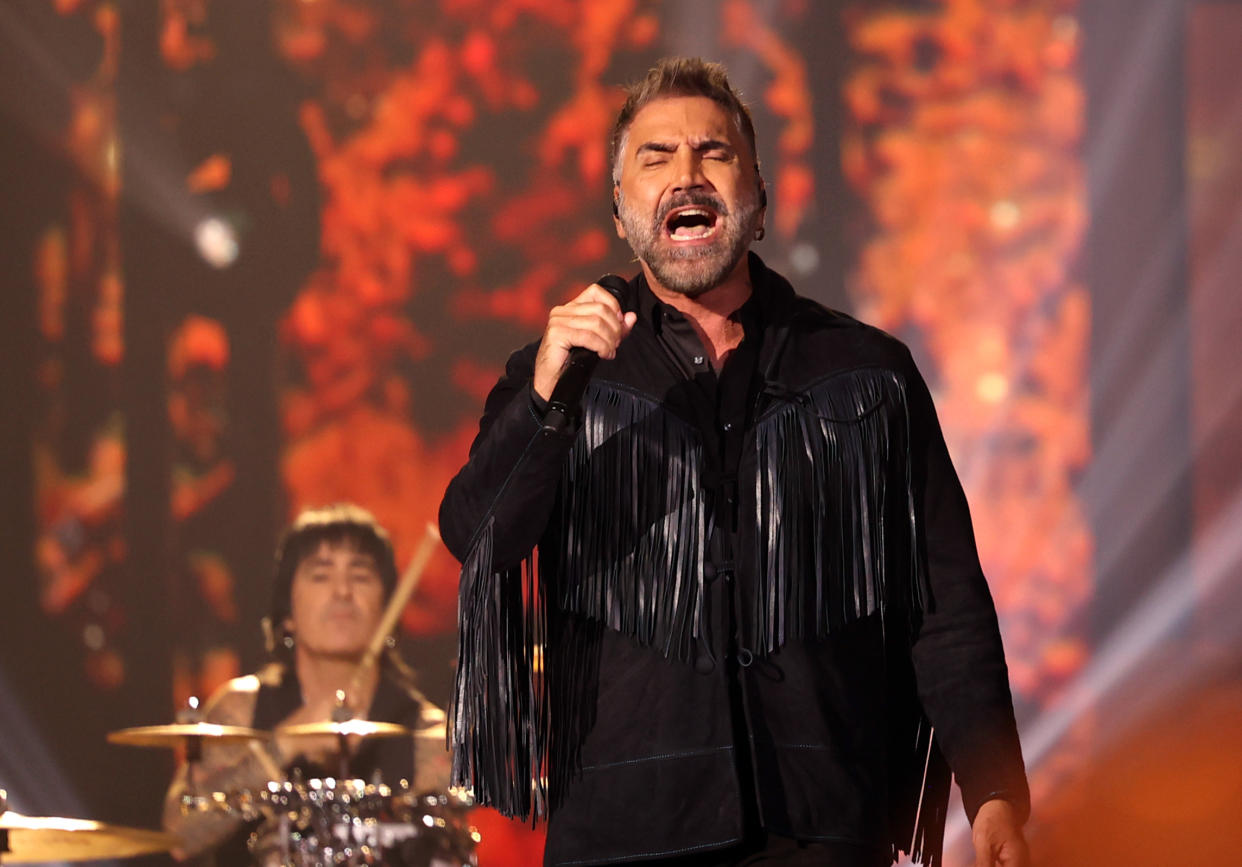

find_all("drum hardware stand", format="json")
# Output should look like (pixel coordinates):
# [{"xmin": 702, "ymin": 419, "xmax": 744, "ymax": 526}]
[
  {"xmin": 177, "ymin": 697, "xmax": 205, "ymax": 796},
  {"xmin": 1, "ymin": 788, "xmax": 10, "ymax": 861}
]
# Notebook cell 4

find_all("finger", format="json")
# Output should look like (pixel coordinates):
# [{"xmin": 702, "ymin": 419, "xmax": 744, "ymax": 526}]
[
  {"xmin": 551, "ymin": 300, "xmax": 625, "ymax": 334},
  {"xmin": 580, "ymin": 283, "xmax": 626, "ymax": 316},
  {"xmin": 547, "ymin": 312, "xmax": 626, "ymax": 350},
  {"xmin": 548, "ymin": 325, "xmax": 622, "ymax": 359},
  {"xmin": 549, "ymin": 304, "xmax": 625, "ymax": 331}
]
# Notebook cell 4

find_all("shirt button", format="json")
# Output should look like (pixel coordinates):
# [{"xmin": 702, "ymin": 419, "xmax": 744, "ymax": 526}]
[
  {"xmin": 694, "ymin": 654, "xmax": 715, "ymax": 675},
  {"xmin": 693, "ymin": 355, "xmax": 705, "ymax": 365},
  {"xmin": 736, "ymin": 648, "xmax": 754, "ymax": 668},
  {"xmin": 722, "ymin": 422, "xmax": 733, "ymax": 431}
]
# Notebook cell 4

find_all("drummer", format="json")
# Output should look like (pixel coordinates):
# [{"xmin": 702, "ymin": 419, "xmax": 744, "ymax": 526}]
[{"xmin": 162, "ymin": 503, "xmax": 447, "ymax": 861}]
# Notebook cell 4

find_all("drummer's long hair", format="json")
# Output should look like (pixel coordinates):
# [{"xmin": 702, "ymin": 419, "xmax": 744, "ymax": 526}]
[{"xmin": 262, "ymin": 503, "xmax": 415, "ymax": 685}]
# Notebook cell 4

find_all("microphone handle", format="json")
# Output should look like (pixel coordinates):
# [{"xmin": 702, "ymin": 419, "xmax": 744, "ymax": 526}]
[{"xmin": 542, "ymin": 275, "xmax": 632, "ymax": 431}]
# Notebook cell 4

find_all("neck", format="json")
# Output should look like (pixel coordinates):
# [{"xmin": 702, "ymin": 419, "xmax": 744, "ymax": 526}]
[
  {"xmin": 293, "ymin": 647, "xmax": 380, "ymax": 711},
  {"xmin": 643, "ymin": 254, "xmax": 753, "ymax": 367}
]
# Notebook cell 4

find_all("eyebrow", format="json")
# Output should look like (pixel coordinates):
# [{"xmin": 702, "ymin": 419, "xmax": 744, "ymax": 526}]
[{"xmin": 635, "ymin": 138, "xmax": 735, "ymax": 158}]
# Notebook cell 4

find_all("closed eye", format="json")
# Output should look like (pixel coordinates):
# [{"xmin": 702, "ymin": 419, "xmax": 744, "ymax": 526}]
[{"xmin": 695, "ymin": 139, "xmax": 734, "ymax": 160}]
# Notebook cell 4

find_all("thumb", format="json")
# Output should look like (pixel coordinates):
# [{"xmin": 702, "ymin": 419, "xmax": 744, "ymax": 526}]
[{"xmin": 621, "ymin": 311, "xmax": 638, "ymax": 336}]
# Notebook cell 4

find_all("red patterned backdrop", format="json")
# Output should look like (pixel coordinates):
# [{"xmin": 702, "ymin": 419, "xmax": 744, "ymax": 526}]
[{"xmin": 11, "ymin": 1, "xmax": 1092, "ymax": 864}]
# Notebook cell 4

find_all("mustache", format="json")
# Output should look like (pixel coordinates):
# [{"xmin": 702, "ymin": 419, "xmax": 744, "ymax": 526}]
[{"xmin": 654, "ymin": 191, "xmax": 730, "ymax": 224}]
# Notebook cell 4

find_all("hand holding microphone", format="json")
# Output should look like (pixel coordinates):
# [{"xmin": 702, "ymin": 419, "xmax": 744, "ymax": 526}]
[{"xmin": 533, "ymin": 275, "xmax": 636, "ymax": 430}]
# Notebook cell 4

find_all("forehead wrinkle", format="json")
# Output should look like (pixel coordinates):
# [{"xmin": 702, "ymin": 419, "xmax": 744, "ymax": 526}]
[
  {"xmin": 638, "ymin": 136, "xmax": 733, "ymax": 152},
  {"xmin": 615, "ymin": 98, "xmax": 753, "ymax": 182}
]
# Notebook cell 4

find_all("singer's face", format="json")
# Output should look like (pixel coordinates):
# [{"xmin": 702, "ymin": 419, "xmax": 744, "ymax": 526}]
[
  {"xmin": 285, "ymin": 540, "xmax": 385, "ymax": 661},
  {"xmin": 613, "ymin": 96, "xmax": 764, "ymax": 297}
]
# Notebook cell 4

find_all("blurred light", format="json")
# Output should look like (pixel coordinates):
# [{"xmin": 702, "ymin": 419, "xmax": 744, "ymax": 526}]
[
  {"xmin": 789, "ymin": 242, "xmax": 820, "ymax": 276},
  {"xmin": 990, "ymin": 200, "xmax": 1021, "ymax": 231},
  {"xmin": 194, "ymin": 217, "xmax": 239, "ymax": 268},
  {"xmin": 82, "ymin": 624, "xmax": 105, "ymax": 651},
  {"xmin": 976, "ymin": 371, "xmax": 1010, "ymax": 404},
  {"xmin": 1052, "ymin": 14, "xmax": 1080, "ymax": 42},
  {"xmin": 0, "ymin": 668, "xmax": 95, "ymax": 834},
  {"xmin": 942, "ymin": 486, "xmax": 1242, "ymax": 861}
]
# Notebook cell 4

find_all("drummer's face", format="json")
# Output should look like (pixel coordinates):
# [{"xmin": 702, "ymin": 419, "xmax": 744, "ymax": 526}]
[{"xmin": 286, "ymin": 540, "xmax": 385, "ymax": 660}]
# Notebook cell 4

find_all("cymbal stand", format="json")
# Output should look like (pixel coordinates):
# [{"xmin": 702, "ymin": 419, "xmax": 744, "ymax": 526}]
[
  {"xmin": 332, "ymin": 691, "xmax": 353, "ymax": 781},
  {"xmin": 178, "ymin": 698, "xmax": 204, "ymax": 796}
]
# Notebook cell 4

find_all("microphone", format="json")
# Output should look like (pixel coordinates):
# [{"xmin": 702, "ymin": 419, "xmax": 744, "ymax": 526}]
[{"xmin": 542, "ymin": 274, "xmax": 632, "ymax": 431}]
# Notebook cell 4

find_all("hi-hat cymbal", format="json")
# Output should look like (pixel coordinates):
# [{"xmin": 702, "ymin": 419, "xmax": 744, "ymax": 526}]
[
  {"xmin": 107, "ymin": 723, "xmax": 268, "ymax": 748},
  {"xmin": 0, "ymin": 812, "xmax": 176, "ymax": 862},
  {"xmin": 275, "ymin": 719, "xmax": 411, "ymax": 739}
]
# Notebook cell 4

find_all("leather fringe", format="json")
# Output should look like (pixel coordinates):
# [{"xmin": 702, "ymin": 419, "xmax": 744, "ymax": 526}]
[
  {"xmin": 755, "ymin": 367, "xmax": 946, "ymax": 865},
  {"xmin": 752, "ymin": 367, "xmax": 927, "ymax": 652},
  {"xmin": 547, "ymin": 382, "xmax": 707, "ymax": 663},
  {"xmin": 451, "ymin": 372, "xmax": 945, "ymax": 837},
  {"xmin": 450, "ymin": 383, "xmax": 709, "ymax": 818},
  {"xmin": 449, "ymin": 519, "xmax": 547, "ymax": 818},
  {"xmin": 894, "ymin": 715, "xmax": 950, "ymax": 867}
]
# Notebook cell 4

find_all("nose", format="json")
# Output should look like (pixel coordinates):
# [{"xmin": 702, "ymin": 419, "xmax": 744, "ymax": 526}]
[
  {"xmin": 671, "ymin": 147, "xmax": 708, "ymax": 193},
  {"xmin": 331, "ymin": 573, "xmax": 354, "ymax": 598}
]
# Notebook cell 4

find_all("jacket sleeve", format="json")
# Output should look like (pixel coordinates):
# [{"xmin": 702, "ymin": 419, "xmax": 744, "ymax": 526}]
[
  {"xmin": 440, "ymin": 342, "xmax": 584, "ymax": 818},
  {"xmin": 438, "ymin": 342, "xmax": 579, "ymax": 569},
  {"xmin": 904, "ymin": 353, "xmax": 1031, "ymax": 826}
]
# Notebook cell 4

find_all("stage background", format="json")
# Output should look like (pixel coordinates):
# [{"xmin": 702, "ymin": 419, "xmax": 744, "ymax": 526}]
[{"xmin": 1, "ymin": 1, "xmax": 1239, "ymax": 864}]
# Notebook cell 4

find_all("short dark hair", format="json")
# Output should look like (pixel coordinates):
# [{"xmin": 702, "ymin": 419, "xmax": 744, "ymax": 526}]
[
  {"xmin": 264, "ymin": 503, "xmax": 398, "ymax": 655},
  {"xmin": 610, "ymin": 57, "xmax": 759, "ymax": 184}
]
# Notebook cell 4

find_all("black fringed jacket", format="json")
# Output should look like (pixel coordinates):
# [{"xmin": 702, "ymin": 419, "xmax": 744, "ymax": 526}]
[{"xmin": 439, "ymin": 254, "xmax": 1029, "ymax": 866}]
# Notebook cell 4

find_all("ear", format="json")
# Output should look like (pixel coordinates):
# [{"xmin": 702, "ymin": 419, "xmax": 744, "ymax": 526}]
[{"xmin": 613, "ymin": 185, "xmax": 627, "ymax": 239}]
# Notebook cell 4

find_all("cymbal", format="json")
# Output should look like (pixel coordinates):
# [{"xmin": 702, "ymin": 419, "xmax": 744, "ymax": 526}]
[
  {"xmin": 107, "ymin": 723, "xmax": 268, "ymax": 748},
  {"xmin": 0, "ymin": 812, "xmax": 176, "ymax": 862},
  {"xmin": 276, "ymin": 719, "xmax": 412, "ymax": 739}
]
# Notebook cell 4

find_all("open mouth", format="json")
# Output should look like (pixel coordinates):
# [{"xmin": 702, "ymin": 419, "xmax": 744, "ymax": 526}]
[{"xmin": 664, "ymin": 206, "xmax": 720, "ymax": 242}]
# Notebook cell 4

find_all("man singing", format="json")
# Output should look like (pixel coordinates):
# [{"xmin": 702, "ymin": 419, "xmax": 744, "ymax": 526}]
[
  {"xmin": 162, "ymin": 503, "xmax": 446, "ymax": 862},
  {"xmin": 440, "ymin": 58, "xmax": 1029, "ymax": 867}
]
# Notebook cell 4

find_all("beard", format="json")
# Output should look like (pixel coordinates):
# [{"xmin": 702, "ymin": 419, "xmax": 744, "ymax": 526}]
[{"xmin": 617, "ymin": 187, "xmax": 760, "ymax": 297}]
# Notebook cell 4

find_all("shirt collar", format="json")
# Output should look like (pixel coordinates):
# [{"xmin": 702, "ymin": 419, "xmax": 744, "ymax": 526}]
[{"xmin": 634, "ymin": 258, "xmax": 768, "ymax": 337}]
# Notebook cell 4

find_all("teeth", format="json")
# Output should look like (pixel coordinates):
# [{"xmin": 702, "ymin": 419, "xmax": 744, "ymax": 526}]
[
  {"xmin": 666, "ymin": 207, "xmax": 717, "ymax": 240},
  {"xmin": 670, "ymin": 224, "xmax": 715, "ymax": 239}
]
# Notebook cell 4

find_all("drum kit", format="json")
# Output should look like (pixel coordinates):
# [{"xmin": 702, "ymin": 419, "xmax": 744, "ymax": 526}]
[
  {"xmin": 1, "ymin": 714, "xmax": 477, "ymax": 866},
  {"xmin": 1, "ymin": 529, "xmax": 479, "ymax": 865}
]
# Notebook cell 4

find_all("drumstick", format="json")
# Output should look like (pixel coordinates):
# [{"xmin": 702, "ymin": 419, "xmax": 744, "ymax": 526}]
[
  {"xmin": 347, "ymin": 522, "xmax": 440, "ymax": 701},
  {"xmin": 247, "ymin": 740, "xmax": 285, "ymax": 781}
]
